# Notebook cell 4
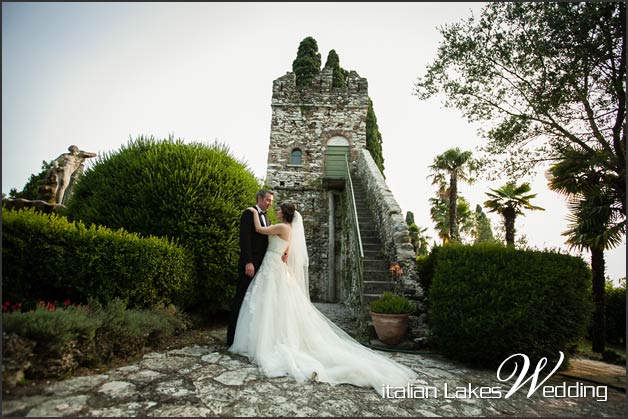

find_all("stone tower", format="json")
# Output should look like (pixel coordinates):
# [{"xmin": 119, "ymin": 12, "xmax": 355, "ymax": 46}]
[{"xmin": 265, "ymin": 66, "xmax": 369, "ymax": 302}]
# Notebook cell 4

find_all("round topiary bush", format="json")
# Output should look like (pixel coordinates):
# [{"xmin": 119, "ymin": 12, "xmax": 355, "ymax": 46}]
[
  {"xmin": 428, "ymin": 244, "xmax": 592, "ymax": 368},
  {"xmin": 64, "ymin": 136, "xmax": 260, "ymax": 314}
]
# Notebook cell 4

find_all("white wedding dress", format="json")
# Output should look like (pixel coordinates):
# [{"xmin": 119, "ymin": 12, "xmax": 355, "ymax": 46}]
[{"xmin": 229, "ymin": 212, "xmax": 417, "ymax": 396}]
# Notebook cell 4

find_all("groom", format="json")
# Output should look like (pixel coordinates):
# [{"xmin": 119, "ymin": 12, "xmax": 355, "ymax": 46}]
[{"xmin": 226, "ymin": 189, "xmax": 274, "ymax": 346}]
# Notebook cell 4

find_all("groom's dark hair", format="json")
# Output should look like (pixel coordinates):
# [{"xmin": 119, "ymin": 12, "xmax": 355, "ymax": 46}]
[{"xmin": 256, "ymin": 190, "xmax": 274, "ymax": 201}]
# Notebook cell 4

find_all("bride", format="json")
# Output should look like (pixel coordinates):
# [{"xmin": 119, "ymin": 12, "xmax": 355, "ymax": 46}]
[{"xmin": 229, "ymin": 202, "xmax": 417, "ymax": 396}]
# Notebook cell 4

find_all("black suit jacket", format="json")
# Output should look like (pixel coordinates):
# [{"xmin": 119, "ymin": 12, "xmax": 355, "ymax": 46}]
[{"xmin": 238, "ymin": 209, "xmax": 269, "ymax": 274}]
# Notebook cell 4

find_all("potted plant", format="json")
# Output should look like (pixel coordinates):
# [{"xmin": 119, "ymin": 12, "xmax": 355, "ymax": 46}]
[
  {"xmin": 369, "ymin": 263, "xmax": 415, "ymax": 345},
  {"xmin": 369, "ymin": 292, "xmax": 415, "ymax": 345}
]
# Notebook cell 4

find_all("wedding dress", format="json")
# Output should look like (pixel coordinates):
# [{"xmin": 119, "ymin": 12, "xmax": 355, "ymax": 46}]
[{"xmin": 229, "ymin": 211, "xmax": 417, "ymax": 396}]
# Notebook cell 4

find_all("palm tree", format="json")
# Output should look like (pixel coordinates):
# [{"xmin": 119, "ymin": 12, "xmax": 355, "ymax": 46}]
[
  {"xmin": 547, "ymin": 147, "xmax": 625, "ymax": 353},
  {"xmin": 430, "ymin": 191, "xmax": 474, "ymax": 244},
  {"xmin": 428, "ymin": 148, "xmax": 475, "ymax": 242},
  {"xmin": 483, "ymin": 182, "xmax": 545, "ymax": 246},
  {"xmin": 408, "ymin": 224, "xmax": 431, "ymax": 256}
]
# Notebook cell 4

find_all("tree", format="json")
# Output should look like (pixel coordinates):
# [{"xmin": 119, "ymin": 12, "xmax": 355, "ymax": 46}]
[
  {"xmin": 428, "ymin": 148, "xmax": 475, "ymax": 242},
  {"xmin": 324, "ymin": 49, "xmax": 347, "ymax": 88},
  {"xmin": 429, "ymin": 190, "xmax": 474, "ymax": 244},
  {"xmin": 292, "ymin": 36, "xmax": 321, "ymax": 88},
  {"xmin": 405, "ymin": 211, "xmax": 415, "ymax": 226},
  {"xmin": 415, "ymin": 2, "xmax": 625, "ymax": 219},
  {"xmin": 9, "ymin": 160, "xmax": 52, "ymax": 200},
  {"xmin": 547, "ymin": 147, "xmax": 625, "ymax": 352},
  {"xmin": 366, "ymin": 98, "xmax": 385, "ymax": 175},
  {"xmin": 405, "ymin": 211, "xmax": 430, "ymax": 255},
  {"xmin": 473, "ymin": 204, "xmax": 495, "ymax": 244},
  {"xmin": 483, "ymin": 182, "xmax": 545, "ymax": 247}
]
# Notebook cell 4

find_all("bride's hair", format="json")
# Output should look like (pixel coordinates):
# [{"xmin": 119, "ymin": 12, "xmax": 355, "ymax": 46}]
[{"xmin": 280, "ymin": 202, "xmax": 296, "ymax": 223}]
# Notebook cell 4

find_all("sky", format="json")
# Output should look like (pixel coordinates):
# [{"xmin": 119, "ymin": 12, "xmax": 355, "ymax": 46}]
[{"xmin": 2, "ymin": 2, "xmax": 625, "ymax": 283}]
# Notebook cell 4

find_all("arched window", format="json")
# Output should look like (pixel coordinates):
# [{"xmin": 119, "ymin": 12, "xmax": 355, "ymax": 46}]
[{"xmin": 290, "ymin": 148, "xmax": 303, "ymax": 165}]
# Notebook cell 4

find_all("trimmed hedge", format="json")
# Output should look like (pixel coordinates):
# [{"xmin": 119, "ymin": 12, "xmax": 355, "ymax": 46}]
[
  {"xmin": 2, "ymin": 207, "xmax": 195, "ymax": 309},
  {"xmin": 64, "ymin": 136, "xmax": 260, "ymax": 313},
  {"xmin": 428, "ymin": 244, "xmax": 592, "ymax": 368}
]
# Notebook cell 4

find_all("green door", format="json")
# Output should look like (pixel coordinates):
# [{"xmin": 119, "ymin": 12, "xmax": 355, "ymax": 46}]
[{"xmin": 325, "ymin": 146, "xmax": 350, "ymax": 179}]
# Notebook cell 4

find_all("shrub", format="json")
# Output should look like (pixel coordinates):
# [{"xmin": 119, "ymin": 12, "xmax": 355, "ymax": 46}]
[
  {"xmin": 605, "ymin": 279, "xmax": 626, "ymax": 344},
  {"xmin": 2, "ymin": 207, "xmax": 195, "ymax": 308},
  {"xmin": 370, "ymin": 292, "xmax": 415, "ymax": 314},
  {"xmin": 428, "ymin": 244, "xmax": 592, "ymax": 368},
  {"xmin": 416, "ymin": 245, "xmax": 440, "ymax": 297},
  {"xmin": 2, "ymin": 303, "xmax": 99, "ymax": 353},
  {"xmin": 2, "ymin": 298, "xmax": 190, "ymax": 378},
  {"xmin": 64, "ymin": 136, "xmax": 260, "ymax": 313}
]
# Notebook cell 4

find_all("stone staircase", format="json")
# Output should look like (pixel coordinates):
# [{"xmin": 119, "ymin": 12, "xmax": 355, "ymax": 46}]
[{"xmin": 350, "ymin": 175, "xmax": 394, "ymax": 308}]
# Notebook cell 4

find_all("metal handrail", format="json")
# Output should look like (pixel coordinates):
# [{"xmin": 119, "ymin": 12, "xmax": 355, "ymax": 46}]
[
  {"xmin": 345, "ymin": 154, "xmax": 367, "ymax": 324},
  {"xmin": 345, "ymin": 154, "xmax": 364, "ymax": 258}
]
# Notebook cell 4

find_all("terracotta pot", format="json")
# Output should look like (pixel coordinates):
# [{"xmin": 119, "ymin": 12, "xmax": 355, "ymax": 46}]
[{"xmin": 369, "ymin": 311, "xmax": 409, "ymax": 345}]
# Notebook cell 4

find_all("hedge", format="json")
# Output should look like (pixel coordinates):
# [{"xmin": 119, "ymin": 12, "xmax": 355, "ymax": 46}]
[
  {"xmin": 64, "ymin": 136, "xmax": 260, "ymax": 313},
  {"xmin": 428, "ymin": 244, "xmax": 592, "ymax": 368},
  {"xmin": 2, "ymin": 207, "xmax": 195, "ymax": 309}
]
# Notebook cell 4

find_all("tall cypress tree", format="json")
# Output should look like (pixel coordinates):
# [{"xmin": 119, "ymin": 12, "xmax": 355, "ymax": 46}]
[
  {"xmin": 292, "ymin": 37, "xmax": 321, "ymax": 88},
  {"xmin": 366, "ymin": 98, "xmax": 385, "ymax": 175},
  {"xmin": 324, "ymin": 49, "xmax": 347, "ymax": 88}
]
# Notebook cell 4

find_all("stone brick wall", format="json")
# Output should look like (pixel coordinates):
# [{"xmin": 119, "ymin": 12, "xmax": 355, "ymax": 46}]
[{"xmin": 265, "ymin": 68, "xmax": 369, "ymax": 301}]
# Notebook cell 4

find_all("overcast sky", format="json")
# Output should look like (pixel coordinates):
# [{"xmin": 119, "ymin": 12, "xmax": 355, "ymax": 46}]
[{"xmin": 2, "ymin": 2, "xmax": 625, "ymax": 282}]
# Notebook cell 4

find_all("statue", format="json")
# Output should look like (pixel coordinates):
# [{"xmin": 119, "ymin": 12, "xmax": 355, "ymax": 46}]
[{"xmin": 50, "ymin": 145, "xmax": 97, "ymax": 205}]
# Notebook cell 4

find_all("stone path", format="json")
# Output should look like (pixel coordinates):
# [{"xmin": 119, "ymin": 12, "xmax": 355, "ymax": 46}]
[{"xmin": 2, "ymin": 303, "xmax": 626, "ymax": 417}]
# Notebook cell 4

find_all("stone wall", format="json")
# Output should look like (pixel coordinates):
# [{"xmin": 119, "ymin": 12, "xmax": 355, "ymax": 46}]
[
  {"xmin": 265, "ymin": 67, "xmax": 369, "ymax": 301},
  {"xmin": 355, "ymin": 149, "xmax": 429, "ymax": 339}
]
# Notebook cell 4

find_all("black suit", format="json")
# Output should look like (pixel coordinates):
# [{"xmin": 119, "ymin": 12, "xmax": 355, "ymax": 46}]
[{"xmin": 226, "ymin": 209, "xmax": 269, "ymax": 346}]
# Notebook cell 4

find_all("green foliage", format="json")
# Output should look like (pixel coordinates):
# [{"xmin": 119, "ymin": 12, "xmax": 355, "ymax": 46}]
[
  {"xmin": 405, "ymin": 211, "xmax": 415, "ymax": 226},
  {"xmin": 429, "ymin": 192, "xmax": 474, "ymax": 244},
  {"xmin": 415, "ymin": 3, "xmax": 626, "ymax": 220},
  {"xmin": 428, "ymin": 244, "xmax": 592, "ymax": 368},
  {"xmin": 64, "ymin": 135, "xmax": 260, "ymax": 313},
  {"xmin": 324, "ymin": 49, "xmax": 347, "ymax": 88},
  {"xmin": 2, "ymin": 207, "xmax": 195, "ymax": 309},
  {"xmin": 473, "ymin": 204, "xmax": 495, "ymax": 244},
  {"xmin": 547, "ymin": 147, "xmax": 624, "ymax": 252},
  {"xmin": 3, "ymin": 304, "xmax": 100, "ymax": 353},
  {"xmin": 2, "ymin": 298, "xmax": 190, "ymax": 377},
  {"xmin": 416, "ymin": 245, "xmax": 440, "ymax": 296},
  {"xmin": 484, "ymin": 182, "xmax": 545, "ymax": 246},
  {"xmin": 370, "ymin": 292, "xmax": 415, "ymax": 314},
  {"xmin": 605, "ymin": 279, "xmax": 626, "ymax": 344},
  {"xmin": 366, "ymin": 98, "xmax": 385, "ymax": 175},
  {"xmin": 292, "ymin": 36, "xmax": 321, "ymax": 88},
  {"xmin": 428, "ymin": 148, "xmax": 476, "ymax": 242},
  {"xmin": 9, "ymin": 160, "xmax": 52, "ymax": 200}
]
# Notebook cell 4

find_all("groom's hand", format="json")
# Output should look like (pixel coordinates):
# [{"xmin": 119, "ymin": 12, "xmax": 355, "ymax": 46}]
[
  {"xmin": 281, "ymin": 253, "xmax": 288, "ymax": 263},
  {"xmin": 245, "ymin": 263, "xmax": 255, "ymax": 278}
]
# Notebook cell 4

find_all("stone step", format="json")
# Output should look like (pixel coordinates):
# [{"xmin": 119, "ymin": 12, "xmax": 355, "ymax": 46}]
[
  {"xmin": 362, "ymin": 259, "xmax": 389, "ymax": 271},
  {"xmin": 363, "ymin": 249, "xmax": 384, "ymax": 259},
  {"xmin": 363, "ymin": 280, "xmax": 395, "ymax": 294},
  {"xmin": 362, "ymin": 243, "xmax": 382, "ymax": 251},
  {"xmin": 360, "ymin": 231, "xmax": 379, "ymax": 239},
  {"xmin": 363, "ymin": 270, "xmax": 392, "ymax": 282}
]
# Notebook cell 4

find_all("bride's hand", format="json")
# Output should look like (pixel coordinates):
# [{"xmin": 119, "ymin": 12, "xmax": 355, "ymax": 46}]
[{"xmin": 247, "ymin": 207, "xmax": 257, "ymax": 213}]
